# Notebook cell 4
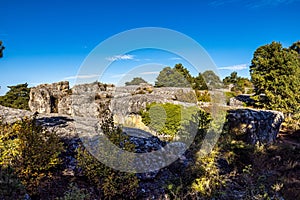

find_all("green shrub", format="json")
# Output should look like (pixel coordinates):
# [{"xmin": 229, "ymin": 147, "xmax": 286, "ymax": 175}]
[
  {"xmin": 166, "ymin": 147, "xmax": 225, "ymax": 199},
  {"xmin": 166, "ymin": 152, "xmax": 226, "ymax": 199},
  {"xmin": 246, "ymin": 88, "xmax": 254, "ymax": 94},
  {"xmin": 125, "ymin": 77, "xmax": 148, "ymax": 86},
  {"xmin": 0, "ymin": 116, "xmax": 64, "ymax": 195},
  {"xmin": 191, "ymin": 148, "xmax": 225, "ymax": 197},
  {"xmin": 141, "ymin": 103, "xmax": 181, "ymax": 138},
  {"xmin": 281, "ymin": 116, "xmax": 300, "ymax": 132},
  {"xmin": 57, "ymin": 183, "xmax": 90, "ymax": 200},
  {"xmin": 195, "ymin": 90, "xmax": 211, "ymax": 102},
  {"xmin": 0, "ymin": 166, "xmax": 26, "ymax": 200},
  {"xmin": 140, "ymin": 103, "xmax": 210, "ymax": 140},
  {"xmin": 76, "ymin": 116, "xmax": 139, "ymax": 199}
]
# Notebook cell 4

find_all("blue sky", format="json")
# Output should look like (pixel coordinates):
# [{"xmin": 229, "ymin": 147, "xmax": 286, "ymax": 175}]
[{"xmin": 0, "ymin": 0, "xmax": 299, "ymax": 94}]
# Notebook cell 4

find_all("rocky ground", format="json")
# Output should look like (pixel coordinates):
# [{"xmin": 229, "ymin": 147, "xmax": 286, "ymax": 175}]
[
  {"xmin": 0, "ymin": 81, "xmax": 299, "ymax": 199},
  {"xmin": 1, "ymin": 103, "xmax": 299, "ymax": 199}
]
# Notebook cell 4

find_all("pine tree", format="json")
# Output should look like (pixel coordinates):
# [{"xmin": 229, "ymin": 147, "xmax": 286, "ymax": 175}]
[
  {"xmin": 155, "ymin": 66, "xmax": 191, "ymax": 87},
  {"xmin": 0, "ymin": 83, "xmax": 30, "ymax": 110},
  {"xmin": 250, "ymin": 41, "xmax": 300, "ymax": 115},
  {"xmin": 125, "ymin": 77, "xmax": 148, "ymax": 86},
  {"xmin": 193, "ymin": 73, "xmax": 208, "ymax": 90},
  {"xmin": 202, "ymin": 70, "xmax": 223, "ymax": 89}
]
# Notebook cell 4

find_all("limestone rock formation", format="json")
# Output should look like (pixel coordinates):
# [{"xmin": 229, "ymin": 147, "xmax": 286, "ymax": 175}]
[
  {"xmin": 229, "ymin": 94, "xmax": 255, "ymax": 107},
  {"xmin": 70, "ymin": 82, "xmax": 113, "ymax": 119},
  {"xmin": 29, "ymin": 81, "xmax": 70, "ymax": 114},
  {"xmin": 29, "ymin": 81, "xmax": 114, "ymax": 118},
  {"xmin": 0, "ymin": 105, "xmax": 32, "ymax": 124},
  {"xmin": 27, "ymin": 81, "xmax": 285, "ymax": 146},
  {"xmin": 28, "ymin": 82, "xmax": 197, "ymax": 129},
  {"xmin": 229, "ymin": 97, "xmax": 244, "ymax": 107},
  {"xmin": 226, "ymin": 108, "xmax": 284, "ymax": 145},
  {"xmin": 0, "ymin": 95, "xmax": 287, "ymax": 199},
  {"xmin": 114, "ymin": 114, "xmax": 151, "ymax": 132}
]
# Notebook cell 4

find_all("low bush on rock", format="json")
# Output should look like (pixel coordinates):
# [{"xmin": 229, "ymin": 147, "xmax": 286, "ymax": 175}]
[
  {"xmin": 140, "ymin": 102, "xmax": 211, "ymax": 140},
  {"xmin": 0, "ymin": 116, "xmax": 64, "ymax": 197},
  {"xmin": 57, "ymin": 183, "xmax": 90, "ymax": 200},
  {"xmin": 195, "ymin": 90, "xmax": 211, "ymax": 102},
  {"xmin": 76, "ymin": 116, "xmax": 139, "ymax": 199},
  {"xmin": 0, "ymin": 166, "xmax": 27, "ymax": 200}
]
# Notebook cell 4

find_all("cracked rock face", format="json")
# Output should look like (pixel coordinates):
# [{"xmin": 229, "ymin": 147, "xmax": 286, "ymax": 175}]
[
  {"xmin": 226, "ymin": 108, "xmax": 284, "ymax": 145},
  {"xmin": 0, "ymin": 105, "xmax": 32, "ymax": 124},
  {"xmin": 29, "ymin": 81, "xmax": 70, "ymax": 114},
  {"xmin": 28, "ymin": 82, "xmax": 198, "ymax": 129}
]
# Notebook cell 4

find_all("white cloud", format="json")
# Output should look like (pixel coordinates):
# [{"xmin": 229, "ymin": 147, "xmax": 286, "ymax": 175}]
[
  {"xmin": 64, "ymin": 74, "xmax": 99, "ymax": 80},
  {"xmin": 218, "ymin": 64, "xmax": 248, "ymax": 71},
  {"xmin": 139, "ymin": 71, "xmax": 160, "ymax": 75},
  {"xmin": 110, "ymin": 73, "xmax": 130, "ymax": 78},
  {"xmin": 106, "ymin": 54, "xmax": 135, "ymax": 61},
  {"xmin": 169, "ymin": 57, "xmax": 182, "ymax": 60}
]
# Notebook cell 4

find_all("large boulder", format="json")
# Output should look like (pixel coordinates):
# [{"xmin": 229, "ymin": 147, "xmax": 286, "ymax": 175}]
[
  {"xmin": 226, "ymin": 108, "xmax": 284, "ymax": 145},
  {"xmin": 29, "ymin": 81, "xmax": 70, "ymax": 113},
  {"xmin": 29, "ymin": 81, "xmax": 114, "ymax": 117},
  {"xmin": 0, "ymin": 105, "xmax": 32, "ymax": 124},
  {"xmin": 70, "ymin": 82, "xmax": 114, "ymax": 118}
]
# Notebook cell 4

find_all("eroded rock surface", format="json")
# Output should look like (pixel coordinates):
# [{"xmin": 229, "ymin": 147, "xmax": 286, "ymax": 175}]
[
  {"xmin": 229, "ymin": 94, "xmax": 255, "ymax": 107},
  {"xmin": 0, "ymin": 105, "xmax": 32, "ymax": 124},
  {"xmin": 226, "ymin": 108, "xmax": 284, "ymax": 145},
  {"xmin": 28, "ymin": 82, "xmax": 198, "ymax": 129},
  {"xmin": 0, "ymin": 88, "xmax": 286, "ymax": 199},
  {"xmin": 1, "ymin": 81, "xmax": 287, "ymax": 199},
  {"xmin": 29, "ymin": 81, "xmax": 70, "ymax": 114}
]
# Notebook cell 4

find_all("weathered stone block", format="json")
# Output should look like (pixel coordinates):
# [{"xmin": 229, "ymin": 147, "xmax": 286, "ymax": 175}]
[{"xmin": 226, "ymin": 108, "xmax": 284, "ymax": 145}]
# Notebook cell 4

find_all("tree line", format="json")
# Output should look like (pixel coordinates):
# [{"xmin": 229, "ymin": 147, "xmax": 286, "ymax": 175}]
[
  {"xmin": 1, "ymin": 40, "xmax": 299, "ymax": 116},
  {"xmin": 126, "ymin": 63, "xmax": 252, "ymax": 92},
  {"xmin": 126, "ymin": 40, "xmax": 300, "ymax": 116},
  {"xmin": 126, "ymin": 63, "xmax": 224, "ymax": 90}
]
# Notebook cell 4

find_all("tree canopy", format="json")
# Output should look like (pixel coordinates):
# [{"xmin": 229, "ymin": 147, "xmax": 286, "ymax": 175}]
[
  {"xmin": 250, "ymin": 41, "xmax": 300, "ymax": 114},
  {"xmin": 155, "ymin": 66, "xmax": 191, "ymax": 87},
  {"xmin": 289, "ymin": 41, "xmax": 300, "ymax": 54},
  {"xmin": 0, "ymin": 83, "xmax": 31, "ymax": 110},
  {"xmin": 223, "ymin": 71, "xmax": 253, "ymax": 94},
  {"xmin": 202, "ymin": 70, "xmax": 223, "ymax": 89},
  {"xmin": 125, "ymin": 77, "xmax": 148, "ymax": 86},
  {"xmin": 174, "ymin": 63, "xmax": 193, "ymax": 84},
  {"xmin": 155, "ymin": 64, "xmax": 208, "ymax": 90},
  {"xmin": 193, "ymin": 73, "xmax": 208, "ymax": 90},
  {"xmin": 223, "ymin": 72, "xmax": 238, "ymax": 85}
]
